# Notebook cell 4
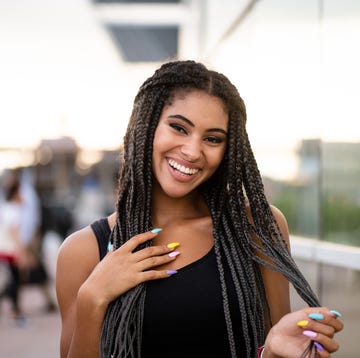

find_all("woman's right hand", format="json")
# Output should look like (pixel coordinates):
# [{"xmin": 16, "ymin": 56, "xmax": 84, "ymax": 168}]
[
  {"xmin": 263, "ymin": 307, "xmax": 344, "ymax": 358},
  {"xmin": 79, "ymin": 228, "xmax": 178, "ymax": 306}
]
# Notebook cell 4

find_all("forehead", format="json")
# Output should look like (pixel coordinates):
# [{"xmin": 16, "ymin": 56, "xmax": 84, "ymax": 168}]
[{"xmin": 163, "ymin": 89, "xmax": 228, "ymax": 126}]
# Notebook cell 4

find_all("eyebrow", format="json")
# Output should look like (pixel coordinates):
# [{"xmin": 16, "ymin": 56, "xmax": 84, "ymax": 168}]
[{"xmin": 167, "ymin": 114, "xmax": 228, "ymax": 135}]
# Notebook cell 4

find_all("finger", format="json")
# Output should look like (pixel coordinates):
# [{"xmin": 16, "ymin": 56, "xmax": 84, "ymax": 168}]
[
  {"xmin": 316, "ymin": 335, "xmax": 340, "ymax": 355},
  {"xmin": 313, "ymin": 342, "xmax": 330, "ymax": 358},
  {"xmin": 297, "ymin": 319, "xmax": 335, "ymax": 338},
  {"xmin": 139, "ymin": 269, "xmax": 178, "ymax": 282},
  {"xmin": 329, "ymin": 310, "xmax": 344, "ymax": 333},
  {"xmin": 137, "ymin": 251, "xmax": 181, "ymax": 271},
  {"xmin": 132, "ymin": 244, "xmax": 175, "ymax": 262},
  {"xmin": 121, "ymin": 228, "xmax": 163, "ymax": 252},
  {"xmin": 306, "ymin": 309, "xmax": 344, "ymax": 334},
  {"xmin": 297, "ymin": 319, "xmax": 343, "ymax": 339},
  {"xmin": 302, "ymin": 331, "xmax": 340, "ymax": 354}
]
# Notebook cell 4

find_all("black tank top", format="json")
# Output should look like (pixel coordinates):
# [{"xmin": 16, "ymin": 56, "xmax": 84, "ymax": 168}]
[{"xmin": 91, "ymin": 218, "xmax": 244, "ymax": 357}]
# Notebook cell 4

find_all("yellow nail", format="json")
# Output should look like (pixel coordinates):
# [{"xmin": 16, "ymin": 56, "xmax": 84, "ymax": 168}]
[
  {"xmin": 167, "ymin": 242, "xmax": 180, "ymax": 249},
  {"xmin": 297, "ymin": 320, "xmax": 309, "ymax": 328}
]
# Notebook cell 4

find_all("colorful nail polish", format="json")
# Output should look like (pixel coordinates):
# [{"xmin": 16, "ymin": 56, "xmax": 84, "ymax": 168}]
[
  {"xmin": 167, "ymin": 242, "xmax": 180, "ymax": 249},
  {"xmin": 107, "ymin": 242, "xmax": 113, "ymax": 251},
  {"xmin": 166, "ymin": 270, "xmax": 178, "ymax": 275},
  {"xmin": 314, "ymin": 341, "xmax": 324, "ymax": 352},
  {"xmin": 308, "ymin": 313, "xmax": 324, "ymax": 321},
  {"xmin": 302, "ymin": 330, "xmax": 317, "ymax": 339},
  {"xmin": 297, "ymin": 320, "xmax": 309, "ymax": 328},
  {"xmin": 330, "ymin": 310, "xmax": 342, "ymax": 318},
  {"xmin": 151, "ymin": 228, "xmax": 162, "ymax": 234},
  {"xmin": 168, "ymin": 251, "xmax": 180, "ymax": 258}
]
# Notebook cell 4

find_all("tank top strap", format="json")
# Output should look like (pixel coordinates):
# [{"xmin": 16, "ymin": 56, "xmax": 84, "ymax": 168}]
[{"xmin": 90, "ymin": 218, "xmax": 111, "ymax": 260}]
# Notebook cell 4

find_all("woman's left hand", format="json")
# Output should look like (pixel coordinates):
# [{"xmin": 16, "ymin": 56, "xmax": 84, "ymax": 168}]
[{"xmin": 263, "ymin": 307, "xmax": 344, "ymax": 357}]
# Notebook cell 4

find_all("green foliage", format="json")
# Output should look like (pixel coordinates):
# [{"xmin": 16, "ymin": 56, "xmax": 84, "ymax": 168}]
[
  {"xmin": 322, "ymin": 197, "xmax": 360, "ymax": 246},
  {"xmin": 270, "ymin": 183, "xmax": 360, "ymax": 247}
]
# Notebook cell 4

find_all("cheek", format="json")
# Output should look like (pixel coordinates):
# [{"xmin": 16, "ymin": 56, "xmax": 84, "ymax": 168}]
[
  {"xmin": 209, "ymin": 148, "xmax": 226, "ymax": 169},
  {"xmin": 152, "ymin": 127, "xmax": 171, "ymax": 170},
  {"xmin": 152, "ymin": 128, "xmax": 169, "ymax": 158},
  {"xmin": 152, "ymin": 126, "xmax": 163, "ymax": 154}
]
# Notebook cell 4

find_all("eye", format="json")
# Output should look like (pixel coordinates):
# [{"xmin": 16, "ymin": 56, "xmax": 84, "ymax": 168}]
[
  {"xmin": 170, "ymin": 123, "xmax": 187, "ymax": 134},
  {"xmin": 204, "ymin": 136, "xmax": 224, "ymax": 144}
]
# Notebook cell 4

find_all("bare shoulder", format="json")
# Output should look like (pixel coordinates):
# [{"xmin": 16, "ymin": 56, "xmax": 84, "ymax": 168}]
[
  {"xmin": 263, "ymin": 205, "xmax": 292, "ymax": 325},
  {"xmin": 56, "ymin": 221, "xmax": 104, "ymax": 356},
  {"xmin": 270, "ymin": 204, "xmax": 288, "ymax": 227},
  {"xmin": 244, "ymin": 202, "xmax": 290, "ymax": 248},
  {"xmin": 56, "ymin": 224, "xmax": 100, "ymax": 305},
  {"xmin": 56, "ymin": 214, "xmax": 115, "ymax": 296},
  {"xmin": 57, "ymin": 225, "xmax": 99, "ymax": 270},
  {"xmin": 269, "ymin": 204, "xmax": 290, "ymax": 249}
]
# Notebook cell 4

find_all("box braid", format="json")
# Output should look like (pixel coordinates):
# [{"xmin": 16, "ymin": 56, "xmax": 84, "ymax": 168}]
[{"xmin": 100, "ymin": 60, "xmax": 320, "ymax": 358}]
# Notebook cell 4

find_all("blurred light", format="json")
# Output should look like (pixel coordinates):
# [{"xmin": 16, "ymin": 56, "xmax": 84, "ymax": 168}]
[
  {"xmin": 0, "ymin": 150, "xmax": 35, "ymax": 173},
  {"xmin": 76, "ymin": 149, "xmax": 103, "ymax": 171},
  {"xmin": 36, "ymin": 145, "xmax": 53, "ymax": 166}
]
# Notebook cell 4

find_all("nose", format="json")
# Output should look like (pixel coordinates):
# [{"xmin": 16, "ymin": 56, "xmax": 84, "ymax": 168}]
[{"xmin": 180, "ymin": 138, "xmax": 202, "ymax": 162}]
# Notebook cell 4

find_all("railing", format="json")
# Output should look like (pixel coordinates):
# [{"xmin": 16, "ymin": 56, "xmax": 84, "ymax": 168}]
[{"xmin": 291, "ymin": 236, "xmax": 360, "ymax": 271}]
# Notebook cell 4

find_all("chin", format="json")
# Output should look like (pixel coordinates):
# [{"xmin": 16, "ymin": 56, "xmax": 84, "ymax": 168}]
[
  {"xmin": 160, "ymin": 183, "xmax": 197, "ymax": 198},
  {"xmin": 163, "ymin": 189, "xmax": 192, "ymax": 199}
]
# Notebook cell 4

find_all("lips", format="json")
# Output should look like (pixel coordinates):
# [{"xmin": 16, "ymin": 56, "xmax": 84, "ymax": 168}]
[{"xmin": 168, "ymin": 159, "xmax": 200, "ymax": 176}]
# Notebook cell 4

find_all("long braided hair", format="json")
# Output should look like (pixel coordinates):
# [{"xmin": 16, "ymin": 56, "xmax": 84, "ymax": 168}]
[{"xmin": 100, "ymin": 60, "xmax": 320, "ymax": 358}]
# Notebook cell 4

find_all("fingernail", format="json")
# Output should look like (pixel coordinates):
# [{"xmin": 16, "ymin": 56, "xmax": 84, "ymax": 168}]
[
  {"xmin": 166, "ymin": 270, "xmax": 178, "ymax": 275},
  {"xmin": 151, "ymin": 228, "xmax": 162, "ymax": 234},
  {"xmin": 302, "ymin": 330, "xmax": 317, "ymax": 339},
  {"xmin": 168, "ymin": 251, "xmax": 180, "ymax": 258},
  {"xmin": 107, "ymin": 242, "xmax": 113, "ymax": 251},
  {"xmin": 167, "ymin": 242, "xmax": 180, "ymax": 249},
  {"xmin": 297, "ymin": 320, "xmax": 309, "ymax": 328},
  {"xmin": 308, "ymin": 313, "xmax": 324, "ymax": 321},
  {"xmin": 330, "ymin": 310, "xmax": 342, "ymax": 318},
  {"xmin": 314, "ymin": 341, "xmax": 324, "ymax": 352}
]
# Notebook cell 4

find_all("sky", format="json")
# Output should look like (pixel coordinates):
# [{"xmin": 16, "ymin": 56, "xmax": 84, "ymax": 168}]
[{"xmin": 0, "ymin": 0, "xmax": 156, "ymax": 151}]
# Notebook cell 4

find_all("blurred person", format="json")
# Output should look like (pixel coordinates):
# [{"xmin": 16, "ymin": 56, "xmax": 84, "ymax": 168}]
[
  {"xmin": 0, "ymin": 174, "xmax": 29, "ymax": 324},
  {"xmin": 56, "ymin": 60, "xmax": 343, "ymax": 358},
  {"xmin": 17, "ymin": 168, "xmax": 57, "ymax": 313},
  {"xmin": 19, "ymin": 169, "xmax": 40, "ymax": 247}
]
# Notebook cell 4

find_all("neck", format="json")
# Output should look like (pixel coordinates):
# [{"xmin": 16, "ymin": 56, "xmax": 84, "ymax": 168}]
[{"xmin": 151, "ymin": 185, "xmax": 209, "ymax": 227}]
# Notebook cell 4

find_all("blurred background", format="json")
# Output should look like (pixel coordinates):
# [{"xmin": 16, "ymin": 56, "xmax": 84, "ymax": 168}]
[{"xmin": 0, "ymin": 0, "xmax": 359, "ymax": 356}]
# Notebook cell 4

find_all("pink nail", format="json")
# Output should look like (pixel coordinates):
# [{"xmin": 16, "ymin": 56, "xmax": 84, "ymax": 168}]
[
  {"xmin": 169, "ymin": 251, "xmax": 180, "ymax": 258},
  {"xmin": 302, "ymin": 330, "xmax": 317, "ymax": 339}
]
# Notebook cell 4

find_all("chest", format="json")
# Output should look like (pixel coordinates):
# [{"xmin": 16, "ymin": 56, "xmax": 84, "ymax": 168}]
[
  {"xmin": 151, "ymin": 218, "xmax": 214, "ymax": 271},
  {"xmin": 141, "ymin": 248, "xmax": 241, "ymax": 358}
]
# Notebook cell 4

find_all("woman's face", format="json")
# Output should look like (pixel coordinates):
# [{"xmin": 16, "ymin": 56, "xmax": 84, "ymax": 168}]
[{"xmin": 152, "ymin": 89, "xmax": 228, "ymax": 198}]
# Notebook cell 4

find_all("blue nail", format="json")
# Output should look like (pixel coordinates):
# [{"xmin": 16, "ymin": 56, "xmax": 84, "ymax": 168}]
[
  {"xmin": 107, "ymin": 242, "xmax": 113, "ymax": 251},
  {"xmin": 308, "ymin": 313, "xmax": 324, "ymax": 321},
  {"xmin": 166, "ymin": 270, "xmax": 178, "ymax": 276},
  {"xmin": 330, "ymin": 310, "xmax": 342, "ymax": 318},
  {"xmin": 151, "ymin": 228, "xmax": 162, "ymax": 234}
]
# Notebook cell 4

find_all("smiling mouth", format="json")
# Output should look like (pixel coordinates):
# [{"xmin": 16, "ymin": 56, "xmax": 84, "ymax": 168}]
[{"xmin": 168, "ymin": 159, "xmax": 200, "ymax": 175}]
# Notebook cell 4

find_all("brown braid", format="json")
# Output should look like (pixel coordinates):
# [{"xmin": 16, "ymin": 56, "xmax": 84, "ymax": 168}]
[{"xmin": 100, "ymin": 60, "xmax": 320, "ymax": 358}]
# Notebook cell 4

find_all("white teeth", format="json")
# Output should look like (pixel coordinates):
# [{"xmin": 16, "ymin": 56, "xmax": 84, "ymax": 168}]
[{"xmin": 168, "ymin": 159, "xmax": 199, "ymax": 175}]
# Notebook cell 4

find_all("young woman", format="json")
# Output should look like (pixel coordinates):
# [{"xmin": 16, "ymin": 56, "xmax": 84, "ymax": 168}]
[{"xmin": 56, "ymin": 60, "xmax": 343, "ymax": 358}]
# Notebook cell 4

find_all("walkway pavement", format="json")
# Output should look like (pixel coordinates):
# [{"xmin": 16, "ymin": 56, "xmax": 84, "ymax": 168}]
[
  {"xmin": 291, "ymin": 259, "xmax": 360, "ymax": 358},
  {"xmin": 0, "ymin": 284, "xmax": 61, "ymax": 357},
  {"xmin": 0, "ymin": 231, "xmax": 61, "ymax": 357}
]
